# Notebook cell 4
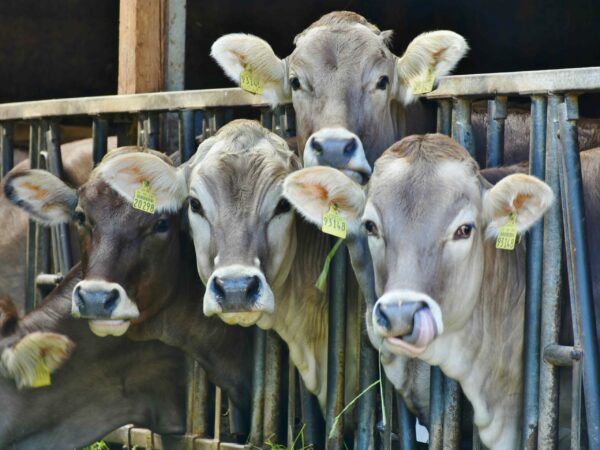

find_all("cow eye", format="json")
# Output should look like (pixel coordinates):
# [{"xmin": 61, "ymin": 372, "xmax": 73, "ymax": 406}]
[
  {"xmin": 363, "ymin": 220, "xmax": 379, "ymax": 237},
  {"xmin": 454, "ymin": 223, "xmax": 475, "ymax": 240},
  {"xmin": 274, "ymin": 198, "xmax": 292, "ymax": 216},
  {"xmin": 189, "ymin": 197, "xmax": 204, "ymax": 216},
  {"xmin": 74, "ymin": 210, "xmax": 86, "ymax": 226},
  {"xmin": 376, "ymin": 75, "xmax": 389, "ymax": 90},
  {"xmin": 153, "ymin": 217, "xmax": 170, "ymax": 233},
  {"xmin": 290, "ymin": 77, "xmax": 301, "ymax": 91}
]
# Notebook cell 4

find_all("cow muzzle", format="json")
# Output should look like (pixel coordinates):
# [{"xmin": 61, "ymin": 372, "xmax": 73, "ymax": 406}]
[
  {"xmin": 204, "ymin": 265, "xmax": 274, "ymax": 326},
  {"xmin": 372, "ymin": 291, "xmax": 443, "ymax": 355},
  {"xmin": 72, "ymin": 280, "xmax": 140, "ymax": 337},
  {"xmin": 304, "ymin": 128, "xmax": 371, "ymax": 185}
]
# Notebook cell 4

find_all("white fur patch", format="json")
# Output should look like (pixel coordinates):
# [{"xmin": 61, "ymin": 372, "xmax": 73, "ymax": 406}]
[
  {"xmin": 72, "ymin": 280, "xmax": 140, "ymax": 323},
  {"xmin": 0, "ymin": 332, "xmax": 74, "ymax": 389},
  {"xmin": 95, "ymin": 152, "xmax": 187, "ymax": 214}
]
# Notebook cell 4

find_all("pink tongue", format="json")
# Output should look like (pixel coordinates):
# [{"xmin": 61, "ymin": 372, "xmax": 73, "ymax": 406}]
[{"xmin": 414, "ymin": 308, "xmax": 436, "ymax": 349}]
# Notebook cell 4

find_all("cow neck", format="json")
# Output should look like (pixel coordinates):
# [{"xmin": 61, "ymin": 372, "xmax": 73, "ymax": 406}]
[
  {"xmin": 427, "ymin": 240, "xmax": 526, "ymax": 449},
  {"xmin": 128, "ymin": 240, "xmax": 253, "ymax": 413},
  {"xmin": 270, "ymin": 218, "xmax": 330, "ymax": 409}
]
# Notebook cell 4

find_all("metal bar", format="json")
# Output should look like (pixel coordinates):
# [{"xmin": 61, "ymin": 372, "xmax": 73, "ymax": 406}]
[
  {"xmin": 263, "ymin": 331, "xmax": 283, "ymax": 444},
  {"xmin": 137, "ymin": 113, "xmax": 147, "ymax": 147},
  {"xmin": 1, "ymin": 122, "xmax": 14, "ymax": 178},
  {"xmin": 260, "ymin": 109, "xmax": 273, "ymax": 131},
  {"xmin": 437, "ymin": 99, "xmax": 452, "ymax": 136},
  {"xmin": 537, "ymin": 94, "xmax": 564, "ymax": 449},
  {"xmin": 382, "ymin": 376, "xmax": 393, "ymax": 450},
  {"xmin": 397, "ymin": 395, "xmax": 416, "ymax": 450},
  {"xmin": 486, "ymin": 96, "xmax": 507, "ymax": 167},
  {"xmin": 428, "ymin": 366, "xmax": 444, "ymax": 450},
  {"xmin": 178, "ymin": 109, "xmax": 196, "ymax": 162},
  {"xmin": 355, "ymin": 324, "xmax": 377, "ymax": 450},
  {"xmin": 145, "ymin": 112, "xmax": 160, "ymax": 150},
  {"xmin": 558, "ymin": 95, "xmax": 600, "ymax": 446},
  {"xmin": 186, "ymin": 358, "xmax": 211, "ymax": 437},
  {"xmin": 572, "ymin": 357, "xmax": 583, "ymax": 450},
  {"xmin": 442, "ymin": 377, "xmax": 461, "ymax": 449},
  {"xmin": 286, "ymin": 362, "xmax": 296, "ymax": 447},
  {"xmin": 543, "ymin": 344, "xmax": 581, "ymax": 367},
  {"xmin": 521, "ymin": 94, "xmax": 547, "ymax": 449},
  {"xmin": 325, "ymin": 240, "xmax": 347, "ymax": 450},
  {"xmin": 34, "ymin": 140, "xmax": 50, "ymax": 307},
  {"xmin": 299, "ymin": 384, "xmax": 324, "ymax": 449},
  {"xmin": 249, "ymin": 328, "xmax": 266, "ymax": 445},
  {"xmin": 92, "ymin": 116, "xmax": 108, "ymax": 165},
  {"xmin": 452, "ymin": 98, "xmax": 475, "ymax": 157},
  {"xmin": 24, "ymin": 122, "xmax": 39, "ymax": 313}
]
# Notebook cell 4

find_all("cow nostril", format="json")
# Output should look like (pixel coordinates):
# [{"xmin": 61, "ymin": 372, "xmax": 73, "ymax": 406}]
[
  {"xmin": 246, "ymin": 275, "xmax": 260, "ymax": 301},
  {"xmin": 375, "ymin": 304, "xmax": 391, "ymax": 330},
  {"xmin": 104, "ymin": 289, "xmax": 119, "ymax": 313},
  {"xmin": 212, "ymin": 277, "xmax": 226, "ymax": 303},
  {"xmin": 74, "ymin": 286, "xmax": 85, "ymax": 310},
  {"xmin": 311, "ymin": 138, "xmax": 324, "ymax": 155},
  {"xmin": 343, "ymin": 138, "xmax": 357, "ymax": 155}
]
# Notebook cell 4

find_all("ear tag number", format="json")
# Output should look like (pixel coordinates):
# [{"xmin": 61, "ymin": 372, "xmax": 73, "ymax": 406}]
[
  {"xmin": 322, "ymin": 204, "xmax": 347, "ymax": 239},
  {"xmin": 133, "ymin": 181, "xmax": 156, "ymax": 214},
  {"xmin": 240, "ymin": 68, "xmax": 264, "ymax": 95},
  {"xmin": 31, "ymin": 360, "xmax": 51, "ymax": 388},
  {"xmin": 496, "ymin": 212, "xmax": 518, "ymax": 250},
  {"xmin": 411, "ymin": 67, "xmax": 436, "ymax": 95}
]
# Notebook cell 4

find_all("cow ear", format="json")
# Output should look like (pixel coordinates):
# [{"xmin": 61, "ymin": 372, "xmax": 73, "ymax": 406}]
[
  {"xmin": 97, "ymin": 152, "xmax": 188, "ymax": 213},
  {"xmin": 283, "ymin": 167, "xmax": 365, "ymax": 232},
  {"xmin": 4, "ymin": 170, "xmax": 77, "ymax": 225},
  {"xmin": 483, "ymin": 174, "xmax": 554, "ymax": 238},
  {"xmin": 396, "ymin": 30, "xmax": 468, "ymax": 104},
  {"xmin": 211, "ymin": 34, "xmax": 291, "ymax": 106}
]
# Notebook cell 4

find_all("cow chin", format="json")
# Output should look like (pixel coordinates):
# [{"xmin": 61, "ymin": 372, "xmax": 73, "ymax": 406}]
[
  {"xmin": 88, "ymin": 319, "xmax": 131, "ymax": 337},
  {"xmin": 218, "ymin": 311, "xmax": 264, "ymax": 327}
]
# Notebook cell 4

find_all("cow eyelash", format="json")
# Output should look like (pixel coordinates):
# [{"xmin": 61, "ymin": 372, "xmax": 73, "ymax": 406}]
[{"xmin": 273, "ymin": 198, "xmax": 292, "ymax": 216}]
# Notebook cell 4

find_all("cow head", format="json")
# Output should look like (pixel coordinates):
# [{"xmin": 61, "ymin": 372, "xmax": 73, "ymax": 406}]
[
  {"xmin": 4, "ymin": 148, "xmax": 188, "ymax": 337},
  {"xmin": 186, "ymin": 120, "xmax": 300, "ymax": 328},
  {"xmin": 283, "ymin": 134, "xmax": 553, "ymax": 360},
  {"xmin": 211, "ymin": 11, "xmax": 468, "ymax": 180}
]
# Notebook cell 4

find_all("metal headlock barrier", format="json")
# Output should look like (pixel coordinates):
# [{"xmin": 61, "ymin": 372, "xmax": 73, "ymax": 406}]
[{"xmin": 0, "ymin": 66, "xmax": 599, "ymax": 449}]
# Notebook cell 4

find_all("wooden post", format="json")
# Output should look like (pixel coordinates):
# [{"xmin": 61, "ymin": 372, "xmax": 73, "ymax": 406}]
[{"xmin": 118, "ymin": 0, "xmax": 165, "ymax": 94}]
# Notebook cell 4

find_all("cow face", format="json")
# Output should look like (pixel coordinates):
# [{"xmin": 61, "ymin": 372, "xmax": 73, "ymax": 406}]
[
  {"xmin": 283, "ymin": 134, "xmax": 552, "ymax": 360},
  {"xmin": 211, "ymin": 11, "xmax": 468, "ymax": 178},
  {"xmin": 4, "ymin": 148, "xmax": 188, "ymax": 337},
  {"xmin": 186, "ymin": 120, "xmax": 300, "ymax": 327}
]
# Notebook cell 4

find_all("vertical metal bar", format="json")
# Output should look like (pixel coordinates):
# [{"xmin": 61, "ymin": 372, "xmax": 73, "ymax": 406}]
[
  {"xmin": 452, "ymin": 98, "xmax": 475, "ymax": 157},
  {"xmin": 137, "ymin": 113, "xmax": 146, "ymax": 147},
  {"xmin": 538, "ymin": 94, "xmax": 563, "ymax": 450},
  {"xmin": 25, "ymin": 122, "xmax": 39, "ymax": 313},
  {"xmin": 356, "ymin": 324, "xmax": 377, "ymax": 450},
  {"xmin": 382, "ymin": 376, "xmax": 393, "ymax": 450},
  {"xmin": 263, "ymin": 331, "xmax": 283, "ymax": 444},
  {"xmin": 397, "ymin": 395, "xmax": 416, "ymax": 450},
  {"xmin": 486, "ymin": 95, "xmax": 507, "ymax": 167},
  {"xmin": 325, "ymin": 241, "xmax": 347, "ymax": 450},
  {"xmin": 558, "ymin": 95, "xmax": 600, "ymax": 447},
  {"xmin": 46, "ymin": 120, "xmax": 73, "ymax": 273},
  {"xmin": 145, "ymin": 113, "xmax": 160, "ymax": 150},
  {"xmin": 186, "ymin": 358, "xmax": 211, "ymax": 437},
  {"xmin": 260, "ymin": 109, "xmax": 274, "ymax": 131},
  {"xmin": 428, "ymin": 366, "xmax": 444, "ymax": 450},
  {"xmin": 1, "ymin": 122, "xmax": 14, "ymax": 178},
  {"xmin": 92, "ymin": 116, "xmax": 108, "ymax": 165},
  {"xmin": 286, "ymin": 362, "xmax": 297, "ymax": 447},
  {"xmin": 437, "ymin": 99, "xmax": 452, "ymax": 136},
  {"xmin": 442, "ymin": 377, "xmax": 461, "ymax": 449},
  {"xmin": 34, "ymin": 134, "xmax": 50, "ymax": 307},
  {"xmin": 300, "ymin": 384, "xmax": 324, "ymax": 449},
  {"xmin": 249, "ymin": 327, "xmax": 266, "ymax": 445},
  {"xmin": 571, "ymin": 358, "xmax": 583, "ymax": 450},
  {"xmin": 521, "ymin": 95, "xmax": 547, "ymax": 449},
  {"xmin": 178, "ymin": 109, "xmax": 196, "ymax": 162}
]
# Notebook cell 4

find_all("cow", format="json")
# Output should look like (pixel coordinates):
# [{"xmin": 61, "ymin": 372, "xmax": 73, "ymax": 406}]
[
  {"xmin": 283, "ymin": 134, "xmax": 600, "ymax": 449},
  {"xmin": 3, "ymin": 146, "xmax": 255, "ymax": 424},
  {"xmin": 0, "ymin": 276, "xmax": 187, "ymax": 450}
]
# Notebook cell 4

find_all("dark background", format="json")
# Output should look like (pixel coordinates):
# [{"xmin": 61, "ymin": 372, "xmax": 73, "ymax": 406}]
[{"xmin": 0, "ymin": 0, "xmax": 598, "ymax": 102}]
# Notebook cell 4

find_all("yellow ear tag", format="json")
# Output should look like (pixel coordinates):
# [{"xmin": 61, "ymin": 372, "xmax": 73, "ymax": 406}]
[
  {"xmin": 31, "ymin": 360, "xmax": 51, "ymax": 388},
  {"xmin": 411, "ymin": 67, "xmax": 436, "ymax": 95},
  {"xmin": 496, "ymin": 212, "xmax": 518, "ymax": 250},
  {"xmin": 240, "ymin": 68, "xmax": 264, "ymax": 95},
  {"xmin": 322, "ymin": 204, "xmax": 347, "ymax": 239},
  {"xmin": 133, "ymin": 181, "xmax": 156, "ymax": 214}
]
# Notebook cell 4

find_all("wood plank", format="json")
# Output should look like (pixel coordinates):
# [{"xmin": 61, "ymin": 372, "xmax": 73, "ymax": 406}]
[{"xmin": 118, "ymin": 0, "xmax": 165, "ymax": 94}]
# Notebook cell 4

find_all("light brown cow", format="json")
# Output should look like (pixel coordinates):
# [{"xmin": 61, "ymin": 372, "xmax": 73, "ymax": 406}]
[
  {"xmin": 283, "ymin": 134, "xmax": 558, "ymax": 449},
  {"xmin": 211, "ymin": 11, "xmax": 468, "ymax": 182}
]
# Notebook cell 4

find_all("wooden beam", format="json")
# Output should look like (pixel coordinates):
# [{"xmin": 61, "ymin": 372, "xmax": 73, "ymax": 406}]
[{"xmin": 118, "ymin": 0, "xmax": 165, "ymax": 94}]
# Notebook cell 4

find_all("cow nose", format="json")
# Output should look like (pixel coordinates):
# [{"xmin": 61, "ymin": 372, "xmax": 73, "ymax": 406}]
[
  {"xmin": 211, "ymin": 275, "xmax": 261, "ymax": 312},
  {"xmin": 73, "ymin": 285, "xmax": 120, "ymax": 319},
  {"xmin": 375, "ymin": 301, "xmax": 426, "ymax": 337},
  {"xmin": 310, "ymin": 136, "xmax": 357, "ymax": 158}
]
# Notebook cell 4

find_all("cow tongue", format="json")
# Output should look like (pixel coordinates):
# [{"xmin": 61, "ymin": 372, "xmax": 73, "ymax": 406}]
[{"xmin": 387, "ymin": 308, "xmax": 437, "ymax": 354}]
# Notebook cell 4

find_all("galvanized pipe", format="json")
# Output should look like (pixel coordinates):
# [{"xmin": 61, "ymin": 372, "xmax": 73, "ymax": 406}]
[
  {"xmin": 145, "ymin": 113, "xmax": 160, "ymax": 150},
  {"xmin": 521, "ymin": 94, "xmax": 547, "ymax": 449},
  {"xmin": 397, "ymin": 394, "xmax": 416, "ymax": 450},
  {"xmin": 1, "ymin": 122, "xmax": 14, "ymax": 178},
  {"xmin": 557, "ymin": 95, "xmax": 600, "ymax": 446},
  {"xmin": 249, "ymin": 327, "xmax": 266, "ymax": 445},
  {"xmin": 25, "ymin": 122, "xmax": 39, "ymax": 313},
  {"xmin": 355, "ymin": 319, "xmax": 377, "ymax": 450},
  {"xmin": 437, "ymin": 99, "xmax": 452, "ymax": 136},
  {"xmin": 382, "ymin": 376, "xmax": 393, "ymax": 450},
  {"xmin": 263, "ymin": 331, "xmax": 283, "ymax": 444},
  {"xmin": 428, "ymin": 366, "xmax": 444, "ymax": 450},
  {"xmin": 92, "ymin": 116, "xmax": 108, "ymax": 165},
  {"xmin": 186, "ymin": 359, "xmax": 211, "ymax": 437},
  {"xmin": 452, "ymin": 98, "xmax": 475, "ymax": 157},
  {"xmin": 543, "ymin": 344, "xmax": 581, "ymax": 367},
  {"xmin": 442, "ymin": 377, "xmax": 461, "ymax": 449},
  {"xmin": 486, "ymin": 96, "xmax": 507, "ymax": 167},
  {"xmin": 286, "ymin": 362, "xmax": 296, "ymax": 447},
  {"xmin": 178, "ymin": 109, "xmax": 196, "ymax": 162},
  {"xmin": 137, "ymin": 113, "xmax": 146, "ymax": 147},
  {"xmin": 538, "ymin": 94, "xmax": 564, "ymax": 449}
]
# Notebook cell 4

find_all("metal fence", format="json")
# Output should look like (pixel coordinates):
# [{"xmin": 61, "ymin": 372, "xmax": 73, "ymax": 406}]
[{"xmin": 0, "ymin": 66, "xmax": 599, "ymax": 450}]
